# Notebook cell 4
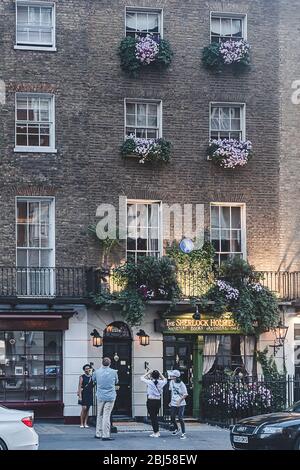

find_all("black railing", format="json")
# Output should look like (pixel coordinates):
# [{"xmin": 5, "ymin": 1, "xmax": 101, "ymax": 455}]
[
  {"xmin": 201, "ymin": 375, "xmax": 300, "ymax": 427},
  {"xmin": 101, "ymin": 268, "xmax": 300, "ymax": 302},
  {"xmin": 0, "ymin": 267, "xmax": 94, "ymax": 300}
]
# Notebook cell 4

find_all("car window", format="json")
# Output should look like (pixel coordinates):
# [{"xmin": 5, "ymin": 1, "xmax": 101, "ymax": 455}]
[{"xmin": 286, "ymin": 402, "xmax": 300, "ymax": 412}]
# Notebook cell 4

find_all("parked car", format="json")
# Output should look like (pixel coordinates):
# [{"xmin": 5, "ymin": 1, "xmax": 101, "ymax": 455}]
[
  {"xmin": 0, "ymin": 406, "xmax": 39, "ymax": 450},
  {"xmin": 230, "ymin": 401, "xmax": 300, "ymax": 450}
]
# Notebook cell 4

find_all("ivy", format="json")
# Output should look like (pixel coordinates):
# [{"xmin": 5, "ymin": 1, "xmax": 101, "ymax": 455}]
[
  {"xmin": 119, "ymin": 36, "xmax": 173, "ymax": 77},
  {"xmin": 200, "ymin": 258, "xmax": 280, "ymax": 336},
  {"xmin": 94, "ymin": 256, "xmax": 180, "ymax": 326}
]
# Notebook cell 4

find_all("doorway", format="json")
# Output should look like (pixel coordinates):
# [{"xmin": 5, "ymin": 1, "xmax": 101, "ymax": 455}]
[
  {"xmin": 163, "ymin": 335, "xmax": 195, "ymax": 417},
  {"xmin": 103, "ymin": 322, "xmax": 132, "ymax": 416}
]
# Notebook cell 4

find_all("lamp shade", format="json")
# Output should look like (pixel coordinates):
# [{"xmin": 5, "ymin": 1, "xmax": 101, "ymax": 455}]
[
  {"xmin": 137, "ymin": 329, "xmax": 150, "ymax": 346},
  {"xmin": 275, "ymin": 320, "xmax": 289, "ymax": 344},
  {"xmin": 90, "ymin": 329, "xmax": 103, "ymax": 347}
]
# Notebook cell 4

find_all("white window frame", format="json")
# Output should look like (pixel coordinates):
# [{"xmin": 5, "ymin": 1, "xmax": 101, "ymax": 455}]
[
  {"xmin": 209, "ymin": 102, "xmax": 246, "ymax": 141},
  {"xmin": 210, "ymin": 203, "xmax": 247, "ymax": 265},
  {"xmin": 124, "ymin": 99, "xmax": 163, "ymax": 140},
  {"xmin": 14, "ymin": 93, "xmax": 57, "ymax": 153},
  {"xmin": 210, "ymin": 12, "xmax": 247, "ymax": 43},
  {"xmin": 14, "ymin": 0, "xmax": 56, "ymax": 51},
  {"xmin": 15, "ymin": 196, "xmax": 56, "ymax": 297},
  {"xmin": 126, "ymin": 199, "xmax": 163, "ymax": 263},
  {"xmin": 125, "ymin": 6, "xmax": 163, "ymax": 38}
]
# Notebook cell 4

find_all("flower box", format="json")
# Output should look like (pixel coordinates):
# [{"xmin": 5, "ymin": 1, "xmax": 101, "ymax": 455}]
[
  {"xmin": 202, "ymin": 39, "xmax": 250, "ymax": 72},
  {"xmin": 121, "ymin": 136, "xmax": 171, "ymax": 164},
  {"xmin": 119, "ymin": 34, "xmax": 173, "ymax": 77},
  {"xmin": 207, "ymin": 138, "xmax": 253, "ymax": 169}
]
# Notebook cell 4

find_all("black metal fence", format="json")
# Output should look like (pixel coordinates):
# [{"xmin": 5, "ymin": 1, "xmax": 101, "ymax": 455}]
[
  {"xmin": 201, "ymin": 375, "xmax": 300, "ymax": 427},
  {"xmin": 0, "ymin": 266, "xmax": 93, "ymax": 299}
]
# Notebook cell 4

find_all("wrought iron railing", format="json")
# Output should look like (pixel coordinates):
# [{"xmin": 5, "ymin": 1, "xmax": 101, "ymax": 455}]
[
  {"xmin": 0, "ymin": 267, "xmax": 94, "ymax": 299},
  {"xmin": 201, "ymin": 375, "xmax": 300, "ymax": 427},
  {"xmin": 101, "ymin": 268, "xmax": 300, "ymax": 302},
  {"xmin": 1, "ymin": 267, "xmax": 300, "ymax": 302}
]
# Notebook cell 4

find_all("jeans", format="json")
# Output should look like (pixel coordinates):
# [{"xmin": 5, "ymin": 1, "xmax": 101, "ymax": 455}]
[
  {"xmin": 147, "ymin": 399, "xmax": 161, "ymax": 433},
  {"xmin": 96, "ymin": 399, "xmax": 115, "ymax": 438},
  {"xmin": 170, "ymin": 405, "xmax": 185, "ymax": 434}
]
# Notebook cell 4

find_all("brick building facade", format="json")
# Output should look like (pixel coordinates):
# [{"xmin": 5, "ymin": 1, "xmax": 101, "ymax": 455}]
[{"xmin": 0, "ymin": 0, "xmax": 298, "ymax": 421}]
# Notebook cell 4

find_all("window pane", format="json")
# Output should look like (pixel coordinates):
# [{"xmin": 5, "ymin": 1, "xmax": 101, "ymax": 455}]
[
  {"xmin": 18, "ymin": 6, "xmax": 28, "ymax": 24},
  {"xmin": 221, "ymin": 230, "xmax": 231, "ymax": 252},
  {"xmin": 29, "ymin": 225, "xmax": 40, "ymax": 247},
  {"xmin": 231, "ymin": 207, "xmax": 241, "ymax": 228},
  {"xmin": 28, "ymin": 7, "xmax": 40, "ymax": 25},
  {"xmin": 28, "ymin": 202, "xmax": 39, "ymax": 223},
  {"xmin": 17, "ymin": 202, "xmax": 27, "ymax": 223},
  {"xmin": 220, "ymin": 207, "xmax": 230, "ymax": 228},
  {"xmin": 17, "ymin": 249, "xmax": 27, "ymax": 266},
  {"xmin": 231, "ymin": 230, "xmax": 241, "ymax": 252},
  {"xmin": 295, "ymin": 325, "xmax": 300, "ymax": 341},
  {"xmin": 126, "ymin": 12, "xmax": 136, "ymax": 32},
  {"xmin": 137, "ymin": 204, "xmax": 147, "ymax": 228},
  {"xmin": 211, "ymin": 229, "xmax": 220, "ymax": 251},
  {"xmin": 17, "ymin": 225, "xmax": 27, "ymax": 247},
  {"xmin": 211, "ymin": 18, "xmax": 220, "ymax": 36},
  {"xmin": 221, "ymin": 18, "xmax": 231, "ymax": 37},
  {"xmin": 41, "ymin": 8, "xmax": 52, "ymax": 26},
  {"xmin": 149, "ymin": 204, "xmax": 159, "ymax": 227},
  {"xmin": 211, "ymin": 206, "xmax": 219, "ymax": 228},
  {"xmin": 232, "ymin": 19, "xmax": 242, "ymax": 37},
  {"xmin": 148, "ymin": 14, "xmax": 159, "ymax": 33},
  {"xmin": 136, "ymin": 13, "xmax": 148, "ymax": 32},
  {"xmin": 28, "ymin": 250, "xmax": 39, "ymax": 267}
]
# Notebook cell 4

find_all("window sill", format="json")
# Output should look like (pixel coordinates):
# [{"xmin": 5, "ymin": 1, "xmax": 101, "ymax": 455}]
[
  {"xmin": 14, "ymin": 147, "xmax": 57, "ymax": 154},
  {"xmin": 14, "ymin": 45, "xmax": 57, "ymax": 52}
]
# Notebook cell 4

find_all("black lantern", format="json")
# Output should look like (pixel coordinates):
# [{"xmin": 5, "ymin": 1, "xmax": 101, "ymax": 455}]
[
  {"xmin": 269, "ymin": 320, "xmax": 289, "ymax": 355},
  {"xmin": 193, "ymin": 305, "xmax": 201, "ymax": 320},
  {"xmin": 137, "ymin": 329, "xmax": 150, "ymax": 346},
  {"xmin": 275, "ymin": 320, "xmax": 289, "ymax": 344},
  {"xmin": 90, "ymin": 329, "xmax": 103, "ymax": 347}
]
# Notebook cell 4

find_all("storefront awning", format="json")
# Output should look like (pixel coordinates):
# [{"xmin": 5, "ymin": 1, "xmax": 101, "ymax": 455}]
[{"xmin": 0, "ymin": 309, "xmax": 75, "ymax": 330}]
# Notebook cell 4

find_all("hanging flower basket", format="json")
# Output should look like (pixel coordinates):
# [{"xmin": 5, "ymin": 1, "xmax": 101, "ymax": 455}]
[
  {"xmin": 202, "ymin": 39, "xmax": 250, "ymax": 71},
  {"xmin": 119, "ymin": 34, "xmax": 173, "ymax": 77},
  {"xmin": 208, "ymin": 138, "xmax": 253, "ymax": 169},
  {"xmin": 121, "ymin": 135, "xmax": 171, "ymax": 164}
]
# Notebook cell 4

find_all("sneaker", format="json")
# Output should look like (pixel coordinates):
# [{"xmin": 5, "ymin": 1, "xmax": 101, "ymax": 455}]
[
  {"xmin": 84, "ymin": 425, "xmax": 89, "ymax": 428},
  {"xmin": 149, "ymin": 432, "xmax": 160, "ymax": 438},
  {"xmin": 180, "ymin": 433, "xmax": 187, "ymax": 440},
  {"xmin": 80, "ymin": 425, "xmax": 84, "ymax": 428},
  {"xmin": 172, "ymin": 429, "xmax": 179, "ymax": 435}
]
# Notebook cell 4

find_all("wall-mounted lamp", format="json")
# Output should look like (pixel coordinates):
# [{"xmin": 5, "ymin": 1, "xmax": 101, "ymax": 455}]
[
  {"xmin": 90, "ymin": 329, "xmax": 103, "ymax": 348},
  {"xmin": 269, "ymin": 320, "xmax": 289, "ymax": 355},
  {"xmin": 137, "ymin": 329, "xmax": 150, "ymax": 346}
]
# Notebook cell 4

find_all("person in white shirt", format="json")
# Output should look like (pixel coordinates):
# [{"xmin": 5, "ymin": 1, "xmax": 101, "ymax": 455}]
[
  {"xmin": 169, "ymin": 370, "xmax": 188, "ymax": 439},
  {"xmin": 141, "ymin": 369, "xmax": 167, "ymax": 438}
]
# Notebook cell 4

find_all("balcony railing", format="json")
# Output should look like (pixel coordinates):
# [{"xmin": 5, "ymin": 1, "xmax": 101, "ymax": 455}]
[
  {"xmin": 102, "ymin": 269, "xmax": 300, "ymax": 302},
  {"xmin": 0, "ymin": 267, "xmax": 94, "ymax": 300},
  {"xmin": 0, "ymin": 267, "xmax": 300, "ymax": 303}
]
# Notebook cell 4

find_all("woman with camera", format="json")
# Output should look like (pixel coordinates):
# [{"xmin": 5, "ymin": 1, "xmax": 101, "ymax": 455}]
[
  {"xmin": 141, "ymin": 369, "xmax": 167, "ymax": 438},
  {"xmin": 77, "ymin": 364, "xmax": 94, "ymax": 428}
]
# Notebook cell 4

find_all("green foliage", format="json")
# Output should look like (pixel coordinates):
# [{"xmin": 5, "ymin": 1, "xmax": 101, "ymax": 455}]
[
  {"xmin": 119, "ymin": 36, "xmax": 173, "ymax": 77},
  {"xmin": 201, "ymin": 257, "xmax": 280, "ymax": 336},
  {"xmin": 256, "ymin": 348, "xmax": 283, "ymax": 380},
  {"xmin": 167, "ymin": 241, "xmax": 216, "ymax": 298},
  {"xmin": 202, "ymin": 43, "xmax": 223, "ymax": 70},
  {"xmin": 121, "ymin": 137, "xmax": 171, "ymax": 164},
  {"xmin": 202, "ymin": 42, "xmax": 250, "ymax": 72},
  {"xmin": 94, "ymin": 256, "xmax": 180, "ymax": 326}
]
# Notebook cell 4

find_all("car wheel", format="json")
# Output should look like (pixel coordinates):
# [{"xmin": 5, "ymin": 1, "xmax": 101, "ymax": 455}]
[
  {"xmin": 0, "ymin": 438, "xmax": 7, "ymax": 450},
  {"xmin": 294, "ymin": 436, "xmax": 300, "ymax": 450}
]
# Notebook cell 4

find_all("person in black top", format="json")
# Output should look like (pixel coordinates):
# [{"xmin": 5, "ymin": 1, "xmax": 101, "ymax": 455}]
[{"xmin": 77, "ymin": 364, "xmax": 94, "ymax": 428}]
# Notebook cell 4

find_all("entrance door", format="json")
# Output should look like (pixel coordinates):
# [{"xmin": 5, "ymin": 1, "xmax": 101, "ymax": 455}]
[
  {"xmin": 103, "ymin": 322, "xmax": 132, "ymax": 416},
  {"xmin": 163, "ymin": 335, "xmax": 194, "ymax": 417}
]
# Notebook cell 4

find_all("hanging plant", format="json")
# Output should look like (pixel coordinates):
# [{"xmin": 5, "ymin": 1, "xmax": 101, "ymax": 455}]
[
  {"xmin": 199, "ymin": 258, "xmax": 280, "ymax": 336},
  {"xmin": 94, "ymin": 256, "xmax": 180, "ymax": 326},
  {"xmin": 121, "ymin": 135, "xmax": 171, "ymax": 164},
  {"xmin": 119, "ymin": 34, "xmax": 173, "ymax": 77},
  {"xmin": 208, "ymin": 138, "xmax": 253, "ymax": 169},
  {"xmin": 202, "ymin": 39, "xmax": 250, "ymax": 72}
]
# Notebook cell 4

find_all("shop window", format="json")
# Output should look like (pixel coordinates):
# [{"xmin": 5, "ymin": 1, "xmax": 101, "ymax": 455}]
[{"xmin": 0, "ymin": 331, "xmax": 62, "ymax": 403}]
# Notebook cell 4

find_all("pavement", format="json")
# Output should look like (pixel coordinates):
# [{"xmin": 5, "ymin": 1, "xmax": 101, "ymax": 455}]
[{"xmin": 36, "ymin": 421, "xmax": 232, "ymax": 450}]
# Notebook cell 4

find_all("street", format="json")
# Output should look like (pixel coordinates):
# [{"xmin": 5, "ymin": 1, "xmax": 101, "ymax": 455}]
[{"xmin": 36, "ymin": 422, "xmax": 232, "ymax": 451}]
